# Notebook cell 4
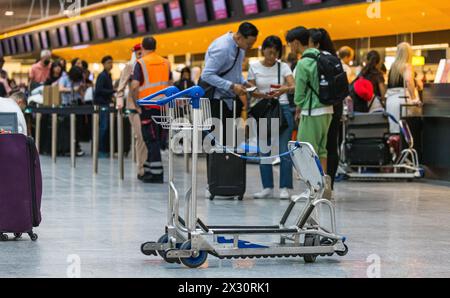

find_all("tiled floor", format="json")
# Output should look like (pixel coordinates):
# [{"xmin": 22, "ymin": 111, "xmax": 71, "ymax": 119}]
[{"xmin": 1, "ymin": 151, "xmax": 450, "ymax": 278}]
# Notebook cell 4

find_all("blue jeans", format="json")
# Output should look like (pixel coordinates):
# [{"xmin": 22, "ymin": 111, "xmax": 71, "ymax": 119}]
[
  {"xmin": 259, "ymin": 104, "xmax": 294, "ymax": 189},
  {"xmin": 99, "ymin": 109, "xmax": 109, "ymax": 154}
]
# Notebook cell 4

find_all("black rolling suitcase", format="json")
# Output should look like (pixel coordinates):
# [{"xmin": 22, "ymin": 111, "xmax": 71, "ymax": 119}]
[
  {"xmin": 345, "ymin": 113, "xmax": 392, "ymax": 166},
  {"xmin": 207, "ymin": 101, "xmax": 246, "ymax": 201},
  {"xmin": 345, "ymin": 139, "xmax": 391, "ymax": 166}
]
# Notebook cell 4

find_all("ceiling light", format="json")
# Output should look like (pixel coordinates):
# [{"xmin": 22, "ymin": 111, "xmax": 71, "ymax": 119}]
[{"xmin": 5, "ymin": 11, "xmax": 14, "ymax": 16}]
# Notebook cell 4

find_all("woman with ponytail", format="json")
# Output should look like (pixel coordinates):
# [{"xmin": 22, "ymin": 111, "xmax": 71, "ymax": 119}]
[{"xmin": 355, "ymin": 50, "xmax": 386, "ymax": 112}]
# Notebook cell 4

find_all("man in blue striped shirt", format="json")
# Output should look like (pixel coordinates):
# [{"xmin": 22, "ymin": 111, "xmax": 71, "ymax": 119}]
[{"xmin": 201, "ymin": 22, "xmax": 259, "ymax": 143}]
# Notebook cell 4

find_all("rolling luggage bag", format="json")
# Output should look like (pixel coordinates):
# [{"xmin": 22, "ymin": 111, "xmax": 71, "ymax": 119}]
[
  {"xmin": 0, "ymin": 134, "xmax": 42, "ymax": 241},
  {"xmin": 207, "ymin": 100, "xmax": 246, "ymax": 201},
  {"xmin": 345, "ymin": 138, "xmax": 391, "ymax": 166}
]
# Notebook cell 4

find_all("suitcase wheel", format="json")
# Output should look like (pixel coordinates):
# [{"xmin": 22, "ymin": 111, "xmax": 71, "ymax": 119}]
[
  {"xmin": 28, "ymin": 232, "xmax": 38, "ymax": 241},
  {"xmin": 209, "ymin": 195, "xmax": 215, "ymax": 201},
  {"xmin": 0, "ymin": 233, "xmax": 8, "ymax": 241},
  {"xmin": 237, "ymin": 196, "xmax": 244, "ymax": 201}
]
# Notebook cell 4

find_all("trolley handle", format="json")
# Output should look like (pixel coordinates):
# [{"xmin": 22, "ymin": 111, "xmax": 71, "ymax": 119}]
[
  {"xmin": 137, "ymin": 86, "xmax": 180, "ymax": 107},
  {"xmin": 137, "ymin": 86, "xmax": 205, "ymax": 107}
]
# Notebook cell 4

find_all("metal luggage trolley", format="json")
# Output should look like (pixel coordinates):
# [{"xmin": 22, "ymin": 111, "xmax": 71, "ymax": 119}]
[{"xmin": 137, "ymin": 86, "xmax": 348, "ymax": 268}]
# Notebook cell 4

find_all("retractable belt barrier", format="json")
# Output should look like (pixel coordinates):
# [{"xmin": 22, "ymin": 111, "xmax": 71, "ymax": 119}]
[{"xmin": 25, "ymin": 105, "xmax": 139, "ymax": 179}]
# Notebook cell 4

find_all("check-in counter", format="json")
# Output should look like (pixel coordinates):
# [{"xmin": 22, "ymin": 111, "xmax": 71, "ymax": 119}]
[{"xmin": 403, "ymin": 84, "xmax": 450, "ymax": 181}]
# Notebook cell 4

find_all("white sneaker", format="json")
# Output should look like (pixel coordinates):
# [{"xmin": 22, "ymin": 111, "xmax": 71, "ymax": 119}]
[
  {"xmin": 279, "ymin": 188, "xmax": 290, "ymax": 200},
  {"xmin": 253, "ymin": 188, "xmax": 274, "ymax": 199},
  {"xmin": 323, "ymin": 175, "xmax": 333, "ymax": 200}
]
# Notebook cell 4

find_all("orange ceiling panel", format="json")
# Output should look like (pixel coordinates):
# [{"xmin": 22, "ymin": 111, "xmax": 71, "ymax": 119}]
[{"xmin": 33, "ymin": 0, "xmax": 450, "ymax": 62}]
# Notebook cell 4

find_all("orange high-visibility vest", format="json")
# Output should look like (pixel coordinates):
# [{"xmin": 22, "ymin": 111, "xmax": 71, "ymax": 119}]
[{"xmin": 137, "ymin": 52, "xmax": 170, "ymax": 109}]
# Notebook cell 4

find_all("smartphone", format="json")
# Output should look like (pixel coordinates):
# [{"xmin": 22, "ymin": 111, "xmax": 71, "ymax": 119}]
[{"xmin": 246, "ymin": 86, "xmax": 258, "ymax": 93}]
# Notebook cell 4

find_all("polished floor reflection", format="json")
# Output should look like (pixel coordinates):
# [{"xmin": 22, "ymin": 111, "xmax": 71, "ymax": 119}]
[{"xmin": 1, "ymin": 151, "xmax": 450, "ymax": 278}]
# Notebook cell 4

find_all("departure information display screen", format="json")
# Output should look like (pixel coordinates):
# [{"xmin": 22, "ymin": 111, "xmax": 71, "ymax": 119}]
[
  {"xmin": 94, "ymin": 18, "xmax": 105, "ymax": 39},
  {"xmin": 266, "ymin": 0, "xmax": 282, "ymax": 11},
  {"xmin": 194, "ymin": 0, "xmax": 208, "ymax": 23},
  {"xmin": 24, "ymin": 35, "xmax": 33, "ymax": 52},
  {"xmin": 303, "ymin": 0, "xmax": 322, "ymax": 4},
  {"xmin": 105, "ymin": 16, "xmax": 117, "ymax": 38},
  {"xmin": 135, "ymin": 8, "xmax": 147, "ymax": 33},
  {"xmin": 40, "ymin": 31, "xmax": 49, "ymax": 49},
  {"xmin": 154, "ymin": 4, "xmax": 167, "ymax": 30},
  {"xmin": 122, "ymin": 12, "xmax": 133, "ymax": 35},
  {"xmin": 169, "ymin": 1, "xmax": 183, "ymax": 28},
  {"xmin": 242, "ymin": 0, "xmax": 258, "ymax": 15},
  {"xmin": 212, "ymin": 0, "xmax": 227, "ymax": 20},
  {"xmin": 58, "ymin": 27, "xmax": 69, "ymax": 47},
  {"xmin": 70, "ymin": 24, "xmax": 81, "ymax": 44},
  {"xmin": 80, "ymin": 22, "xmax": 91, "ymax": 42}
]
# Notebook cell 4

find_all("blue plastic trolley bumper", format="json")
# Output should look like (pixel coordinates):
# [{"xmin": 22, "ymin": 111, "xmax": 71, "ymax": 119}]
[{"xmin": 137, "ymin": 86, "xmax": 205, "ymax": 109}]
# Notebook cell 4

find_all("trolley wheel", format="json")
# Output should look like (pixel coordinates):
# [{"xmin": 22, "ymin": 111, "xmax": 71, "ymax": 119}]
[
  {"xmin": 303, "ymin": 234, "xmax": 320, "ymax": 263},
  {"xmin": 209, "ymin": 195, "xmax": 215, "ymax": 201},
  {"xmin": 0, "ymin": 233, "xmax": 8, "ymax": 241},
  {"xmin": 179, "ymin": 240, "xmax": 208, "ymax": 269},
  {"xmin": 141, "ymin": 242, "xmax": 157, "ymax": 256},
  {"xmin": 14, "ymin": 233, "xmax": 22, "ymax": 239},
  {"xmin": 336, "ymin": 244, "xmax": 349, "ymax": 257},
  {"xmin": 28, "ymin": 232, "xmax": 38, "ymax": 241},
  {"xmin": 157, "ymin": 234, "xmax": 180, "ymax": 264},
  {"xmin": 237, "ymin": 196, "xmax": 244, "ymax": 201}
]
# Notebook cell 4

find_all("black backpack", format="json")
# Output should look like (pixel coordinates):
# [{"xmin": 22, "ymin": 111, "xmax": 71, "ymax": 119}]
[{"xmin": 302, "ymin": 51, "xmax": 349, "ymax": 115}]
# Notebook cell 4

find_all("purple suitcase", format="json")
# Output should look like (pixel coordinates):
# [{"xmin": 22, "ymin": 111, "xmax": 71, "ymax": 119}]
[{"xmin": 0, "ymin": 134, "xmax": 42, "ymax": 241}]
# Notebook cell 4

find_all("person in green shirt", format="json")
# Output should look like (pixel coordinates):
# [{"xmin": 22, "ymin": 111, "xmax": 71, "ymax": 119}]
[{"xmin": 286, "ymin": 26, "xmax": 333, "ymax": 199}]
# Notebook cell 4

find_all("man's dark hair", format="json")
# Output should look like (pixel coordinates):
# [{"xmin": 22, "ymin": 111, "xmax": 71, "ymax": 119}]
[
  {"xmin": 262, "ymin": 35, "xmax": 283, "ymax": 59},
  {"xmin": 101, "ymin": 55, "xmax": 113, "ymax": 65},
  {"xmin": 142, "ymin": 36, "xmax": 157, "ymax": 51},
  {"xmin": 238, "ymin": 22, "xmax": 259, "ymax": 38},
  {"xmin": 286, "ymin": 26, "xmax": 310, "ymax": 46},
  {"xmin": 81, "ymin": 60, "xmax": 89, "ymax": 70}
]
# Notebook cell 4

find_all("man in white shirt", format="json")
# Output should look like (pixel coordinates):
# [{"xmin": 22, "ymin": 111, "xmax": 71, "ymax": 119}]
[
  {"xmin": 338, "ymin": 46, "xmax": 355, "ymax": 82},
  {"xmin": 0, "ymin": 92, "xmax": 28, "ymax": 135}
]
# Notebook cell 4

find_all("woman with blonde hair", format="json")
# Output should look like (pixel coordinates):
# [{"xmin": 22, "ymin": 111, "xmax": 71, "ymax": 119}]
[{"xmin": 386, "ymin": 42, "xmax": 421, "ymax": 133}]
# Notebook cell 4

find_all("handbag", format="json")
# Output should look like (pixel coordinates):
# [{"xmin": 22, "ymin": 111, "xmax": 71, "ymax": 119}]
[
  {"xmin": 249, "ymin": 62, "xmax": 288, "ymax": 131},
  {"xmin": 198, "ymin": 47, "xmax": 240, "ymax": 100}
]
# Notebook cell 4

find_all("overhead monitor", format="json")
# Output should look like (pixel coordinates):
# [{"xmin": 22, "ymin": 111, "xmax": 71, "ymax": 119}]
[
  {"xmin": 58, "ymin": 27, "xmax": 69, "ymax": 47},
  {"xmin": 266, "ymin": 0, "xmax": 282, "ymax": 11},
  {"xmin": 24, "ymin": 35, "xmax": 33, "ymax": 52},
  {"xmin": 211, "ymin": 0, "xmax": 227, "ymax": 20},
  {"xmin": 105, "ymin": 16, "xmax": 117, "ymax": 38},
  {"xmin": 194, "ymin": 0, "xmax": 208, "ymax": 23},
  {"xmin": 122, "ymin": 11, "xmax": 134, "ymax": 35},
  {"xmin": 154, "ymin": 4, "xmax": 167, "ymax": 30},
  {"xmin": 169, "ymin": 0, "xmax": 184, "ymax": 28},
  {"xmin": 40, "ymin": 31, "xmax": 49, "ymax": 49},
  {"xmin": 80, "ymin": 22, "xmax": 91, "ymax": 43},
  {"xmin": 242, "ymin": 0, "xmax": 258, "ymax": 15},
  {"xmin": 70, "ymin": 24, "xmax": 81, "ymax": 44},
  {"xmin": 135, "ymin": 8, "xmax": 148, "ymax": 33},
  {"xmin": 94, "ymin": 18, "xmax": 105, "ymax": 40}
]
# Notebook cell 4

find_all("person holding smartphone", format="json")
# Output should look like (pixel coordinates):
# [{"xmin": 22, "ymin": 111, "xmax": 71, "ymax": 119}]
[{"xmin": 248, "ymin": 35, "xmax": 295, "ymax": 200}]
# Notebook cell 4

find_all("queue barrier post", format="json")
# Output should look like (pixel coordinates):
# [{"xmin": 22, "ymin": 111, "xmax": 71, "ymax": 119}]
[
  {"xmin": 117, "ymin": 109, "xmax": 124, "ymax": 180},
  {"xmin": 51, "ymin": 112, "xmax": 58, "ymax": 163},
  {"xmin": 93, "ymin": 106, "xmax": 99, "ymax": 174}
]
